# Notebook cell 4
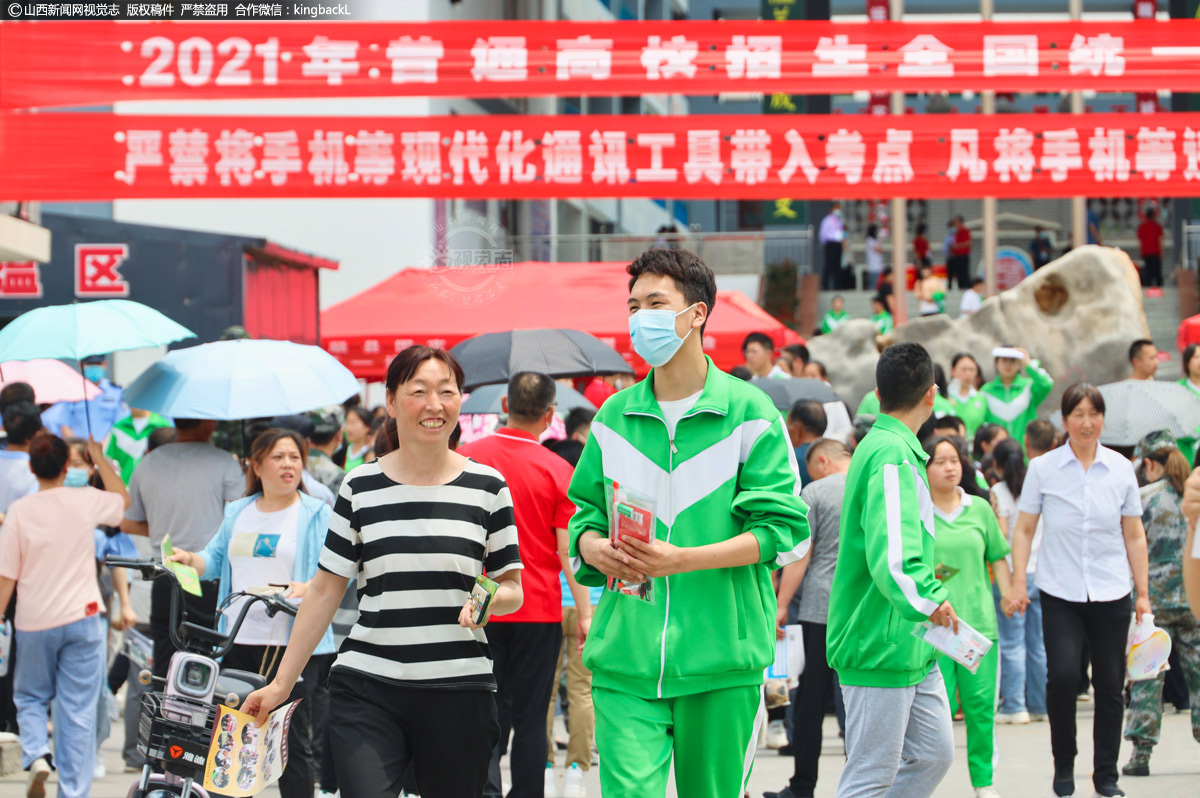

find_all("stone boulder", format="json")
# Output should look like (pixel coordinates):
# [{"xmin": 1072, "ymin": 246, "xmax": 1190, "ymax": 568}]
[{"xmin": 809, "ymin": 245, "xmax": 1150, "ymax": 416}]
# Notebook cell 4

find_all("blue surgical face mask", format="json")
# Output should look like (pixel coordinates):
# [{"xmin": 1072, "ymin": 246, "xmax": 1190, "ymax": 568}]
[
  {"xmin": 628, "ymin": 303, "xmax": 698, "ymax": 368},
  {"xmin": 64, "ymin": 467, "xmax": 90, "ymax": 488},
  {"xmin": 84, "ymin": 365, "xmax": 106, "ymax": 383}
]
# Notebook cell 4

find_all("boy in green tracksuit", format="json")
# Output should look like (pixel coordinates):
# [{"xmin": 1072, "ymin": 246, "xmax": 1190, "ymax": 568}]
[
  {"xmin": 828, "ymin": 342, "xmax": 958, "ymax": 798},
  {"xmin": 105, "ymin": 408, "xmax": 172, "ymax": 484},
  {"xmin": 925, "ymin": 435, "xmax": 1014, "ymax": 798},
  {"xmin": 981, "ymin": 345, "xmax": 1053, "ymax": 443},
  {"xmin": 568, "ymin": 249, "xmax": 811, "ymax": 798},
  {"xmin": 821, "ymin": 295, "xmax": 850, "ymax": 335}
]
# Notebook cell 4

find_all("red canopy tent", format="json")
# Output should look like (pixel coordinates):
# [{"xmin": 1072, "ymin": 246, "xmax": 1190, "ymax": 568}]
[
  {"xmin": 1179, "ymin": 314, "xmax": 1200, "ymax": 356},
  {"xmin": 321, "ymin": 261, "xmax": 803, "ymax": 381}
]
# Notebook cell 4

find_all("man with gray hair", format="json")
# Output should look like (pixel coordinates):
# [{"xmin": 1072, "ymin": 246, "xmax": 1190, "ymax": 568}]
[
  {"xmin": 766, "ymin": 438, "xmax": 852, "ymax": 798},
  {"xmin": 458, "ymin": 372, "xmax": 593, "ymax": 798}
]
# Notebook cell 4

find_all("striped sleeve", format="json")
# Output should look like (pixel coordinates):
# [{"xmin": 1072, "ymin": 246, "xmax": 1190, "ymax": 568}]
[
  {"xmin": 483, "ymin": 482, "xmax": 522, "ymax": 577},
  {"xmin": 319, "ymin": 475, "xmax": 361, "ymax": 578}
]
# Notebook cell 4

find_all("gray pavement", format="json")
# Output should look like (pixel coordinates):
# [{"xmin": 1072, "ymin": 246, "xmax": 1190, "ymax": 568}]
[{"xmin": 2, "ymin": 701, "xmax": 1196, "ymax": 798}]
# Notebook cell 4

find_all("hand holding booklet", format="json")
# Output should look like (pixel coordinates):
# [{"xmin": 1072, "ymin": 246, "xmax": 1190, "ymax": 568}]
[
  {"xmin": 912, "ymin": 617, "xmax": 992, "ymax": 675},
  {"xmin": 605, "ymin": 481, "xmax": 657, "ymax": 603}
]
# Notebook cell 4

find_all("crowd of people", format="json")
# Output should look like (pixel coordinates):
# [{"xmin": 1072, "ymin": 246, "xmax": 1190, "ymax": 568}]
[{"xmin": 0, "ymin": 246, "xmax": 1197, "ymax": 798}]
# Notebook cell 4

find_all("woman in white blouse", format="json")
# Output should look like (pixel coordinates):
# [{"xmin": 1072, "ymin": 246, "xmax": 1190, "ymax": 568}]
[{"xmin": 1004, "ymin": 383, "xmax": 1150, "ymax": 798}]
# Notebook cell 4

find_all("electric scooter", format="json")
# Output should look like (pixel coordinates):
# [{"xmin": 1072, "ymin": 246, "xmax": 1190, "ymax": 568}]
[{"xmin": 104, "ymin": 557, "xmax": 298, "ymax": 798}]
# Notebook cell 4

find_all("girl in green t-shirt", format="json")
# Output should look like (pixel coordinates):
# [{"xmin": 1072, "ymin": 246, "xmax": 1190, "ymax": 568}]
[{"xmin": 925, "ymin": 436, "xmax": 1014, "ymax": 798}]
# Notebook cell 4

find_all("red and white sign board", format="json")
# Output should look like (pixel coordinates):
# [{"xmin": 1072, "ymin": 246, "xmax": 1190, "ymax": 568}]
[{"xmin": 75, "ymin": 244, "xmax": 130, "ymax": 297}]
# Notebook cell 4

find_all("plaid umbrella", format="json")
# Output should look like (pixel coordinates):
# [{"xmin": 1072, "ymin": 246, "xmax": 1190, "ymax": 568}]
[
  {"xmin": 1049, "ymin": 379, "xmax": 1200, "ymax": 447},
  {"xmin": 450, "ymin": 329, "xmax": 634, "ymax": 392},
  {"xmin": 749, "ymin": 377, "xmax": 843, "ymax": 414}
]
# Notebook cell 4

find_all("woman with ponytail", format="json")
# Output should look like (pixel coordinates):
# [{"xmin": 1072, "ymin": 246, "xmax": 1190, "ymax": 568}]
[{"xmin": 1121, "ymin": 431, "xmax": 1200, "ymax": 777}]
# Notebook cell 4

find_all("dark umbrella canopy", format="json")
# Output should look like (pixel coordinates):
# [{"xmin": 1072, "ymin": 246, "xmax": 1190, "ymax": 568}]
[
  {"xmin": 451, "ymin": 329, "xmax": 634, "ymax": 392},
  {"xmin": 749, "ymin": 377, "xmax": 843, "ymax": 414}
]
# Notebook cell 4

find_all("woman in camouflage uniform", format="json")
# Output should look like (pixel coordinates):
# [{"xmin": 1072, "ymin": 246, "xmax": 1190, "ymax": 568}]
[{"xmin": 1122, "ymin": 431, "xmax": 1200, "ymax": 777}]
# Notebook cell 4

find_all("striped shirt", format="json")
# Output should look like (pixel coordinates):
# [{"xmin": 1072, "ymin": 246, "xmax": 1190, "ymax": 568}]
[{"xmin": 318, "ymin": 459, "xmax": 522, "ymax": 690}]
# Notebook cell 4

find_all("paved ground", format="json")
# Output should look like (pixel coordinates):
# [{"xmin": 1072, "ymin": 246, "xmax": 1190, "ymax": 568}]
[{"xmin": 2, "ymin": 701, "xmax": 1196, "ymax": 798}]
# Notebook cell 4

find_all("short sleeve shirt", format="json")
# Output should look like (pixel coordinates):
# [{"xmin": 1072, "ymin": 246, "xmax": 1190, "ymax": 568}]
[
  {"xmin": 932, "ymin": 491, "xmax": 1011, "ymax": 640},
  {"xmin": 318, "ymin": 459, "xmax": 522, "ymax": 690}
]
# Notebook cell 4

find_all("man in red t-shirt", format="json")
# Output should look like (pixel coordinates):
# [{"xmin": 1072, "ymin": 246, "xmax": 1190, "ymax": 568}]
[
  {"xmin": 1137, "ymin": 208, "xmax": 1165, "ymax": 288},
  {"xmin": 458, "ymin": 371, "xmax": 592, "ymax": 798},
  {"xmin": 948, "ymin": 215, "xmax": 973, "ymax": 289}
]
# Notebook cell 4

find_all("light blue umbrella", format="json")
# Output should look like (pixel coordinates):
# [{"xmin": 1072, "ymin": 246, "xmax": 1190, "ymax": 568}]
[
  {"xmin": 0, "ymin": 299, "xmax": 195, "ymax": 362},
  {"xmin": 122, "ymin": 339, "xmax": 360, "ymax": 421},
  {"xmin": 461, "ymin": 381, "xmax": 596, "ymax": 415}
]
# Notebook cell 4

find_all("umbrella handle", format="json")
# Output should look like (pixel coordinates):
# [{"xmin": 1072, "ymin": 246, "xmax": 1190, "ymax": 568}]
[{"xmin": 79, "ymin": 360, "xmax": 93, "ymax": 440}]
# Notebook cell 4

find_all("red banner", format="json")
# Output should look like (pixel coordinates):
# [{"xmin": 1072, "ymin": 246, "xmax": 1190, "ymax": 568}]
[
  {"xmin": 2, "ymin": 20, "xmax": 1200, "ymax": 109},
  {"xmin": 4, "ymin": 112, "xmax": 1200, "ymax": 201}
]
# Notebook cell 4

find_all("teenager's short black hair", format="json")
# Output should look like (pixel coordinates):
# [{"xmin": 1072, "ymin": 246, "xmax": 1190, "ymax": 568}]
[
  {"xmin": 788, "ymin": 400, "xmax": 827, "ymax": 437},
  {"xmin": 783, "ymin": 344, "xmax": 809, "ymax": 365},
  {"xmin": 1, "ymin": 401, "xmax": 43, "ymax": 445},
  {"xmin": 627, "ymin": 248, "xmax": 717, "ymax": 334},
  {"xmin": 876, "ymin": 342, "xmax": 934, "ymax": 413},
  {"xmin": 742, "ymin": 332, "xmax": 774, "ymax": 353},
  {"xmin": 1129, "ymin": 338, "xmax": 1155, "ymax": 364}
]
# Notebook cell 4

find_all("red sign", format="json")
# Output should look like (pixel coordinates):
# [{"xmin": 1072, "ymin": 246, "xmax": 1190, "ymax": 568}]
[
  {"xmin": 75, "ymin": 244, "xmax": 130, "ymax": 297},
  {"xmin": 2, "ymin": 20, "xmax": 1200, "ymax": 109},
  {"xmin": 0, "ymin": 261, "xmax": 43, "ymax": 298},
  {"xmin": 3, "ymin": 112, "xmax": 1200, "ymax": 201}
]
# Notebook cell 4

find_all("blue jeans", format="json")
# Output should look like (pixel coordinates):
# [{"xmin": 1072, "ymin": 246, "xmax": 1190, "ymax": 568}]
[
  {"xmin": 993, "ymin": 580, "xmax": 1047, "ymax": 715},
  {"xmin": 15, "ymin": 616, "xmax": 104, "ymax": 798}
]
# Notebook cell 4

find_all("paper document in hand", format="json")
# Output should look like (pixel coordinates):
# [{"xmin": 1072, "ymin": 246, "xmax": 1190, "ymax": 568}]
[
  {"xmin": 204, "ymin": 701, "xmax": 299, "ymax": 796},
  {"xmin": 912, "ymin": 618, "xmax": 993, "ymax": 675},
  {"xmin": 605, "ymin": 481, "xmax": 657, "ymax": 603},
  {"xmin": 768, "ymin": 624, "xmax": 805, "ymax": 683},
  {"xmin": 160, "ymin": 534, "xmax": 202, "ymax": 597}
]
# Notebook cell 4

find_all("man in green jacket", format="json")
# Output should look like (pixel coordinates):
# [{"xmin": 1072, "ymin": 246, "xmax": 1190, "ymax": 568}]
[
  {"xmin": 981, "ymin": 345, "xmax": 1054, "ymax": 443},
  {"xmin": 828, "ymin": 341, "xmax": 959, "ymax": 798},
  {"xmin": 105, "ymin": 408, "xmax": 172, "ymax": 484},
  {"xmin": 568, "ymin": 248, "xmax": 811, "ymax": 798}
]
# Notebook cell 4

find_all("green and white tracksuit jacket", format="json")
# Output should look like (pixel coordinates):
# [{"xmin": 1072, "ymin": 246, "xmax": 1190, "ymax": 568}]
[
  {"xmin": 567, "ymin": 357, "xmax": 811, "ymax": 700},
  {"xmin": 827, "ymin": 413, "xmax": 948, "ymax": 688},
  {"xmin": 980, "ymin": 360, "xmax": 1053, "ymax": 443}
]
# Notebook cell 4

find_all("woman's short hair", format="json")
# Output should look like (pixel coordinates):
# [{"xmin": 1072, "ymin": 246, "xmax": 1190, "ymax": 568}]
[
  {"xmin": 245, "ymin": 428, "xmax": 307, "ymax": 497},
  {"xmin": 1061, "ymin": 382, "xmax": 1105, "ymax": 418}
]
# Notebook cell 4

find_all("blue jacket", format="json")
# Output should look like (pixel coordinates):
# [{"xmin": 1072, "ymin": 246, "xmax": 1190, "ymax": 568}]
[{"xmin": 198, "ymin": 493, "xmax": 336, "ymax": 656}]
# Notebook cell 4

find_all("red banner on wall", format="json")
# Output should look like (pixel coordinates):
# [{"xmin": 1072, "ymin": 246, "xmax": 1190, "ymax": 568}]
[
  {"xmin": 4, "ymin": 112, "xmax": 1200, "ymax": 201},
  {"xmin": 2, "ymin": 20, "xmax": 1200, "ymax": 109}
]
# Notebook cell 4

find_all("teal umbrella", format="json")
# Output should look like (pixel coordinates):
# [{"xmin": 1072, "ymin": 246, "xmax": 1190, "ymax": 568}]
[{"xmin": 0, "ymin": 299, "xmax": 195, "ymax": 362}]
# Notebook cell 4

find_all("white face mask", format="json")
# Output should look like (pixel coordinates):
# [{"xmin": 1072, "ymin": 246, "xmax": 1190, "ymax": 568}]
[{"xmin": 628, "ymin": 303, "xmax": 698, "ymax": 368}]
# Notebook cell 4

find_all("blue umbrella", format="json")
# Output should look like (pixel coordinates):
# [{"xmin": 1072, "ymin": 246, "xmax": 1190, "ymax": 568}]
[
  {"xmin": 122, "ymin": 339, "xmax": 360, "ymax": 421},
  {"xmin": 461, "ymin": 381, "xmax": 596, "ymax": 415},
  {"xmin": 0, "ymin": 299, "xmax": 195, "ymax": 362}
]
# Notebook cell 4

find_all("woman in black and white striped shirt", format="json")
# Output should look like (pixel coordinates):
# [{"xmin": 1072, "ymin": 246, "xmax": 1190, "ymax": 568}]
[{"xmin": 244, "ymin": 346, "xmax": 524, "ymax": 798}]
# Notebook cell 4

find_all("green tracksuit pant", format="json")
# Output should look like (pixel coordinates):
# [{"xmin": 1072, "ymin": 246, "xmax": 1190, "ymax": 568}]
[
  {"xmin": 938, "ymin": 647, "xmax": 999, "ymax": 788},
  {"xmin": 593, "ymin": 684, "xmax": 765, "ymax": 798}
]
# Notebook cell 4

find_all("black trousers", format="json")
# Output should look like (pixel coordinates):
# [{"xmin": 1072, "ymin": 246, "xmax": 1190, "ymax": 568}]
[
  {"xmin": 484, "ymin": 621, "xmax": 563, "ymax": 798},
  {"xmin": 821, "ymin": 242, "xmax": 843, "ymax": 291},
  {"xmin": 1, "ymin": 593, "xmax": 16, "ymax": 733},
  {"xmin": 327, "ymin": 670, "xmax": 500, "ymax": 798},
  {"xmin": 149, "ymin": 576, "xmax": 220, "ymax": 678},
  {"xmin": 1142, "ymin": 254, "xmax": 1163, "ymax": 287},
  {"xmin": 221, "ymin": 645, "xmax": 333, "ymax": 798},
  {"xmin": 789, "ymin": 621, "xmax": 842, "ymax": 797},
  {"xmin": 1041, "ymin": 591, "xmax": 1130, "ymax": 786},
  {"xmin": 947, "ymin": 254, "xmax": 972, "ymax": 289}
]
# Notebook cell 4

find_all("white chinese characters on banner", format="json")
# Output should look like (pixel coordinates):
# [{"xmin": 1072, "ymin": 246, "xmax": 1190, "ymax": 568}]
[
  {"xmin": 214, "ymin": 128, "xmax": 256, "ymax": 187},
  {"xmin": 449, "ymin": 130, "xmax": 489, "ymax": 185},
  {"xmin": 354, "ymin": 131, "xmax": 396, "ymax": 186},
  {"xmin": 120, "ymin": 130, "xmax": 164, "ymax": 185},
  {"xmin": 1134, "ymin": 127, "xmax": 1176, "ymax": 182},
  {"xmin": 496, "ymin": 131, "xmax": 537, "ymax": 184},
  {"xmin": 872, "ymin": 129, "xmax": 914, "ymax": 184},
  {"xmin": 1088, "ymin": 127, "xmax": 1131, "ymax": 182},
  {"xmin": 730, "ymin": 129, "xmax": 772, "ymax": 185},
  {"xmin": 635, "ymin": 133, "xmax": 678, "ymax": 182},
  {"xmin": 400, "ymin": 131, "xmax": 442, "ymax": 185},
  {"xmin": 779, "ymin": 130, "xmax": 819, "ymax": 185},
  {"xmin": 168, "ymin": 129, "xmax": 209, "ymax": 186},
  {"xmin": 641, "ymin": 35, "xmax": 698, "ymax": 81},
  {"xmin": 1184, "ymin": 129, "xmax": 1200, "ymax": 181},
  {"xmin": 1068, "ymin": 34, "xmax": 1125, "ymax": 77},
  {"xmin": 308, "ymin": 131, "xmax": 350, "ymax": 186},
  {"xmin": 683, "ymin": 130, "xmax": 724, "ymax": 185},
  {"xmin": 983, "ymin": 35, "xmax": 1038, "ymax": 77},
  {"xmin": 726, "ymin": 36, "xmax": 783, "ymax": 80},
  {"xmin": 543, "ymin": 130, "xmax": 584, "ymax": 184},
  {"xmin": 812, "ymin": 35, "xmax": 868, "ymax": 77},
  {"xmin": 471, "ymin": 37, "xmax": 528, "ymax": 82},
  {"xmin": 993, "ymin": 127, "xmax": 1035, "ymax": 183},
  {"xmin": 301, "ymin": 37, "xmax": 360, "ymax": 86},
  {"xmin": 1040, "ymin": 129, "xmax": 1083, "ymax": 182},
  {"xmin": 589, "ymin": 131, "xmax": 631, "ymax": 185},
  {"xmin": 897, "ymin": 35, "xmax": 954, "ymax": 78},
  {"xmin": 946, "ymin": 129, "xmax": 988, "ymax": 182},
  {"xmin": 261, "ymin": 131, "xmax": 302, "ymax": 185},
  {"xmin": 557, "ymin": 36, "xmax": 613, "ymax": 81},
  {"xmin": 387, "ymin": 36, "xmax": 444, "ymax": 85},
  {"xmin": 826, "ymin": 129, "xmax": 866, "ymax": 185}
]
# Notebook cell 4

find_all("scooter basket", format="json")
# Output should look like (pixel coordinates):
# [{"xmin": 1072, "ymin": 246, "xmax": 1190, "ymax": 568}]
[{"xmin": 137, "ymin": 691, "xmax": 217, "ymax": 776}]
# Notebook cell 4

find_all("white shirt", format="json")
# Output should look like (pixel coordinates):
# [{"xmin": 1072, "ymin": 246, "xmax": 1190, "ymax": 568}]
[
  {"xmin": 991, "ymin": 481, "xmax": 1042, "ymax": 574},
  {"xmin": 865, "ymin": 236, "xmax": 884, "ymax": 273},
  {"xmin": 959, "ymin": 289, "xmax": 982, "ymax": 316},
  {"xmin": 658, "ymin": 391, "xmax": 702, "ymax": 440},
  {"xmin": 1018, "ymin": 443, "xmax": 1142, "ymax": 602},
  {"xmin": 224, "ymin": 501, "xmax": 300, "ymax": 645}
]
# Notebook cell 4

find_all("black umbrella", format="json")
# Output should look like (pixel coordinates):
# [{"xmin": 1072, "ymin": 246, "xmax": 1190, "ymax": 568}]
[
  {"xmin": 451, "ymin": 329, "xmax": 635, "ymax": 392},
  {"xmin": 749, "ymin": 377, "xmax": 842, "ymax": 414}
]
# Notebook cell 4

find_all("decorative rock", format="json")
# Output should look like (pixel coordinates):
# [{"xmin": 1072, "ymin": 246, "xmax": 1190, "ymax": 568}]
[{"xmin": 809, "ymin": 245, "xmax": 1150, "ymax": 416}]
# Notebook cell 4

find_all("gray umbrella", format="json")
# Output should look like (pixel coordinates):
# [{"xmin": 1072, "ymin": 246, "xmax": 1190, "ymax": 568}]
[
  {"xmin": 461, "ymin": 382, "xmax": 597, "ymax": 415},
  {"xmin": 451, "ymin": 329, "xmax": 634, "ymax": 392},
  {"xmin": 749, "ymin": 377, "xmax": 842, "ymax": 414},
  {"xmin": 1049, "ymin": 379, "xmax": 1200, "ymax": 447}
]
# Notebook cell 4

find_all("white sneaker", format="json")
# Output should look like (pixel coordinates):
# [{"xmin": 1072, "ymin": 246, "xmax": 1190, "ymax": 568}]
[
  {"xmin": 0, "ymin": 731, "xmax": 18, "ymax": 743},
  {"xmin": 107, "ymin": 693, "xmax": 120, "ymax": 722},
  {"xmin": 93, "ymin": 755, "xmax": 106, "ymax": 780},
  {"xmin": 765, "ymin": 719, "xmax": 788, "ymax": 749},
  {"xmin": 26, "ymin": 757, "xmax": 50, "ymax": 798},
  {"xmin": 544, "ymin": 766, "xmax": 558, "ymax": 797},
  {"xmin": 1030, "ymin": 712, "xmax": 1048, "ymax": 722},
  {"xmin": 996, "ymin": 711, "xmax": 1031, "ymax": 725},
  {"xmin": 974, "ymin": 787, "xmax": 1001, "ymax": 798},
  {"xmin": 563, "ymin": 764, "xmax": 587, "ymax": 798}
]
